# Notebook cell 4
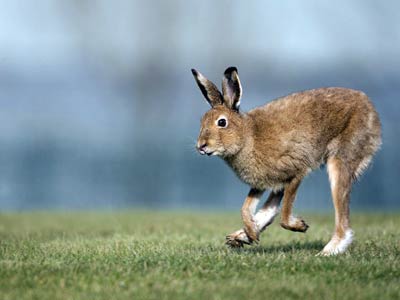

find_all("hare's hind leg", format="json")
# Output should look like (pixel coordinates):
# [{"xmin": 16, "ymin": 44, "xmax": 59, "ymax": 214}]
[
  {"xmin": 280, "ymin": 178, "xmax": 309, "ymax": 232},
  {"xmin": 318, "ymin": 157, "xmax": 353, "ymax": 256},
  {"xmin": 226, "ymin": 190, "xmax": 283, "ymax": 247}
]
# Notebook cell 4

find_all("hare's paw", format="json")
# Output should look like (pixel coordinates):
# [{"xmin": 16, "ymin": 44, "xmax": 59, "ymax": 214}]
[
  {"xmin": 316, "ymin": 230, "xmax": 353, "ymax": 256},
  {"xmin": 225, "ymin": 229, "xmax": 252, "ymax": 248},
  {"xmin": 280, "ymin": 216, "xmax": 309, "ymax": 232}
]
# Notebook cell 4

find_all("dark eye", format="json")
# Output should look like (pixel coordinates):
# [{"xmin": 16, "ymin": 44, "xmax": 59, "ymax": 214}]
[{"xmin": 217, "ymin": 118, "xmax": 227, "ymax": 127}]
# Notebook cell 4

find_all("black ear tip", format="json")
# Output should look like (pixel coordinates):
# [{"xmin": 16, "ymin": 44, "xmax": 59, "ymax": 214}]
[
  {"xmin": 224, "ymin": 66, "xmax": 238, "ymax": 76},
  {"xmin": 191, "ymin": 69, "xmax": 198, "ymax": 76}
]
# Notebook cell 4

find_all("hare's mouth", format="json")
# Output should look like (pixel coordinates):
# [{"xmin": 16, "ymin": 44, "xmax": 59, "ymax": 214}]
[{"xmin": 199, "ymin": 149, "xmax": 214, "ymax": 156}]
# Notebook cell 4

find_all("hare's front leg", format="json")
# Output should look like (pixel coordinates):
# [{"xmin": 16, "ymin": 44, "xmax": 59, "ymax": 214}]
[
  {"xmin": 226, "ymin": 190, "xmax": 283, "ymax": 247},
  {"xmin": 226, "ymin": 189, "xmax": 264, "ymax": 247},
  {"xmin": 240, "ymin": 188, "xmax": 265, "ymax": 242},
  {"xmin": 280, "ymin": 177, "xmax": 309, "ymax": 232}
]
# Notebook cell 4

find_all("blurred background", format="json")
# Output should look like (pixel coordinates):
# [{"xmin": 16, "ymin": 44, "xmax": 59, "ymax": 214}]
[{"xmin": 0, "ymin": 0, "xmax": 398, "ymax": 211}]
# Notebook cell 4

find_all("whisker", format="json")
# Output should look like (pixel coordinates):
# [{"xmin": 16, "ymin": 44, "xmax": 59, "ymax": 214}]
[{"xmin": 182, "ymin": 136, "xmax": 199, "ymax": 156}]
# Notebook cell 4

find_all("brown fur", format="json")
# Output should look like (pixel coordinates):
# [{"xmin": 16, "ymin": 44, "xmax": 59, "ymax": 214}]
[
  {"xmin": 241, "ymin": 188, "xmax": 264, "ymax": 242},
  {"xmin": 192, "ymin": 67, "xmax": 381, "ymax": 255}
]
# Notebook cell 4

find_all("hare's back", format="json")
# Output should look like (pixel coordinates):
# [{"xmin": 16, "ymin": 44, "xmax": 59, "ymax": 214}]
[
  {"xmin": 247, "ymin": 88, "xmax": 379, "ymax": 165},
  {"xmin": 250, "ymin": 87, "xmax": 372, "ymax": 136}
]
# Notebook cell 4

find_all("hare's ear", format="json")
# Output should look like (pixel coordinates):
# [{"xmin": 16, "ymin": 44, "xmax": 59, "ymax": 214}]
[
  {"xmin": 222, "ymin": 66, "xmax": 242, "ymax": 112},
  {"xmin": 191, "ymin": 69, "xmax": 223, "ymax": 107}
]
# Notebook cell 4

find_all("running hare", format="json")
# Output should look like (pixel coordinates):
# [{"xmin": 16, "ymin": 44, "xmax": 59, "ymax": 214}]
[{"xmin": 192, "ymin": 67, "xmax": 381, "ymax": 256}]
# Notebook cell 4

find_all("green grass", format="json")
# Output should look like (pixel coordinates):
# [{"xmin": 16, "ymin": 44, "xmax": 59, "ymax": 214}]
[{"xmin": 0, "ymin": 211, "xmax": 399, "ymax": 300}]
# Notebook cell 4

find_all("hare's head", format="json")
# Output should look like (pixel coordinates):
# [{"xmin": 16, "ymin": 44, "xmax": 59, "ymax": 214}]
[{"xmin": 192, "ymin": 67, "xmax": 246, "ymax": 157}]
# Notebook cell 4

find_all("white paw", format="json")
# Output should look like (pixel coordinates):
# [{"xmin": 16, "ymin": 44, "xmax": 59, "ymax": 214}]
[
  {"xmin": 226, "ymin": 229, "xmax": 251, "ymax": 248},
  {"xmin": 317, "ymin": 229, "xmax": 353, "ymax": 256}
]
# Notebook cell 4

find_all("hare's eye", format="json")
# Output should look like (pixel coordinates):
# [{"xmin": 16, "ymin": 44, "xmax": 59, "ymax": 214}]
[{"xmin": 217, "ymin": 118, "xmax": 227, "ymax": 128}]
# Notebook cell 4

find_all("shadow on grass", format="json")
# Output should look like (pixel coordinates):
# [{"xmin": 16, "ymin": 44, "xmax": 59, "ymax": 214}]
[{"xmin": 233, "ymin": 240, "xmax": 325, "ymax": 254}]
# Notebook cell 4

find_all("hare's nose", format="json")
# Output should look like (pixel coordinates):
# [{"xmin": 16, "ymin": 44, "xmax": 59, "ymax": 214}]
[{"xmin": 197, "ymin": 142, "xmax": 207, "ymax": 154}]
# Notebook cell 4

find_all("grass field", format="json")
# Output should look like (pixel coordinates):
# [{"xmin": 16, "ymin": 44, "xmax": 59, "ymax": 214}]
[{"xmin": 0, "ymin": 211, "xmax": 399, "ymax": 300}]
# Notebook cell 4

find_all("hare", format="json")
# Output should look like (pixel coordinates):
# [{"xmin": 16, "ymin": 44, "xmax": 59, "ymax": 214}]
[{"xmin": 191, "ymin": 66, "xmax": 381, "ymax": 256}]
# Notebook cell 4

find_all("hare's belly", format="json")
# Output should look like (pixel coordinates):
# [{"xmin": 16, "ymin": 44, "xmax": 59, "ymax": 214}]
[
  {"xmin": 243, "ymin": 174, "xmax": 285, "ymax": 191},
  {"xmin": 231, "ymin": 163, "xmax": 287, "ymax": 191}
]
